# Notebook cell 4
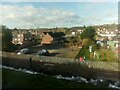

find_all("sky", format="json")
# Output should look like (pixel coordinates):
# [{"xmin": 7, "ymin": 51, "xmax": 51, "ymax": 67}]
[{"xmin": 0, "ymin": 2, "xmax": 118, "ymax": 29}]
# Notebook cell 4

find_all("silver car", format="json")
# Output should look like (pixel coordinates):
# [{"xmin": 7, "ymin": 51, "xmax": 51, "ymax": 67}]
[{"xmin": 17, "ymin": 48, "xmax": 29, "ymax": 55}]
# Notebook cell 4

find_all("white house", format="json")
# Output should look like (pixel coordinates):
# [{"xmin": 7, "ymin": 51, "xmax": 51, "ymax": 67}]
[
  {"xmin": 99, "ymin": 34, "xmax": 117, "ymax": 37},
  {"xmin": 71, "ymin": 32, "xmax": 76, "ymax": 35}
]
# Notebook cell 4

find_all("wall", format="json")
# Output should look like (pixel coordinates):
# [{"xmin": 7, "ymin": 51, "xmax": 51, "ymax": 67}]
[{"xmin": 1, "ymin": 52, "xmax": 119, "ymax": 71}]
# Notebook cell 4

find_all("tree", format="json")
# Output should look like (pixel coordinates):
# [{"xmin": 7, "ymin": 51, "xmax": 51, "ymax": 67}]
[
  {"xmin": 75, "ymin": 26, "xmax": 98, "ymax": 59},
  {"xmin": 80, "ymin": 26, "xmax": 96, "ymax": 41},
  {"xmin": 66, "ymin": 36, "xmax": 82, "ymax": 47},
  {"xmin": 82, "ymin": 39, "xmax": 95, "ymax": 47},
  {"xmin": 2, "ymin": 25, "xmax": 17, "ymax": 51},
  {"xmin": 34, "ymin": 35, "xmax": 41, "ymax": 43}
]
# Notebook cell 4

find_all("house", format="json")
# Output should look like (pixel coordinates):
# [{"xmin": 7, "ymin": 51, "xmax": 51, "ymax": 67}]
[
  {"xmin": 96, "ymin": 36, "xmax": 108, "ymax": 46},
  {"xmin": 23, "ymin": 32, "xmax": 33, "ymax": 41},
  {"xmin": 22, "ymin": 31, "xmax": 34, "ymax": 46},
  {"xmin": 42, "ymin": 32, "xmax": 48, "ymax": 37},
  {"xmin": 96, "ymin": 37, "xmax": 105, "ymax": 41},
  {"xmin": 107, "ymin": 41, "xmax": 115, "ymax": 48},
  {"xmin": 12, "ymin": 31, "xmax": 33, "ymax": 45},
  {"xmin": 12, "ymin": 33, "xmax": 24, "ymax": 45},
  {"xmin": 77, "ymin": 29, "xmax": 83, "ymax": 34},
  {"xmin": 99, "ymin": 33, "xmax": 116, "ymax": 37},
  {"xmin": 71, "ymin": 32, "xmax": 76, "ymax": 35},
  {"xmin": 96, "ymin": 41, "xmax": 104, "ymax": 46},
  {"xmin": 41, "ymin": 32, "xmax": 66, "ymax": 45},
  {"xmin": 113, "ymin": 37, "xmax": 119, "ymax": 48}
]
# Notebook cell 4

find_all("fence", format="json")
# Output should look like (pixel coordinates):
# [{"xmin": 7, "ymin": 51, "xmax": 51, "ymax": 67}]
[{"xmin": 1, "ymin": 52, "xmax": 119, "ymax": 71}]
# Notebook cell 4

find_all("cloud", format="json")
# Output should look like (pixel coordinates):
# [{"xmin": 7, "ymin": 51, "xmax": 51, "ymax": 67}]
[
  {"xmin": 0, "ymin": 5, "xmax": 83, "ymax": 28},
  {"xmin": 0, "ymin": 3, "xmax": 118, "ymax": 28}
]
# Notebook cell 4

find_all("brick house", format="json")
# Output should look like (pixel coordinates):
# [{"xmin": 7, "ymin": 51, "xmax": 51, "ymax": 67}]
[{"xmin": 41, "ymin": 32, "xmax": 66, "ymax": 45}]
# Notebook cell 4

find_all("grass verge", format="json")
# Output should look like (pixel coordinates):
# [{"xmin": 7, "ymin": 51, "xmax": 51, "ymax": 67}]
[{"xmin": 2, "ymin": 68, "xmax": 100, "ymax": 88}]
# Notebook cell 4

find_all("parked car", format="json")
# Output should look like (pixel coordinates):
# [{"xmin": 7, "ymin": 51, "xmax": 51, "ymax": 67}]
[
  {"xmin": 36, "ymin": 49, "xmax": 49, "ymax": 56},
  {"xmin": 17, "ymin": 48, "xmax": 29, "ymax": 55}
]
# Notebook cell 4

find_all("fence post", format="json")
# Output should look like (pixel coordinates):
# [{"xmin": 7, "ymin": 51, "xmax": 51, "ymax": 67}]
[{"xmin": 29, "ymin": 57, "xmax": 33, "ymax": 69}]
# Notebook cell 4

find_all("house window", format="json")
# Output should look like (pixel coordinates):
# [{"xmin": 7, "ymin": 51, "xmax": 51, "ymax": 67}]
[
  {"xmin": 18, "ymin": 39, "xmax": 20, "ymax": 41},
  {"xmin": 18, "ymin": 35, "xmax": 20, "ymax": 37},
  {"xmin": 29, "ymin": 38, "xmax": 31, "ymax": 40}
]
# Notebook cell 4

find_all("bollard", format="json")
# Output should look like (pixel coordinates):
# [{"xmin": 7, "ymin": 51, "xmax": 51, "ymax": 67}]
[{"xmin": 29, "ymin": 57, "xmax": 32, "ymax": 69}]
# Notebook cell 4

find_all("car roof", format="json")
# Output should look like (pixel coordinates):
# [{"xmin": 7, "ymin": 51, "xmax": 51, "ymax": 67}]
[{"xmin": 20, "ymin": 48, "xmax": 29, "ymax": 51}]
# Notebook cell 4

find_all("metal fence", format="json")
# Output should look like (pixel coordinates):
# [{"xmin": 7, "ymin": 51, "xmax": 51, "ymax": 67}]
[{"xmin": 1, "ymin": 52, "xmax": 119, "ymax": 71}]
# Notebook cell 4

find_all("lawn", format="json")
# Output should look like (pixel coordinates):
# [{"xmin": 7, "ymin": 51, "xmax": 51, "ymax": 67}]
[{"xmin": 2, "ymin": 68, "xmax": 100, "ymax": 89}]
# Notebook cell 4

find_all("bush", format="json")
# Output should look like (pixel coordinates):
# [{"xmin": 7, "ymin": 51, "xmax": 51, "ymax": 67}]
[{"xmin": 75, "ymin": 46, "xmax": 89, "ymax": 59}]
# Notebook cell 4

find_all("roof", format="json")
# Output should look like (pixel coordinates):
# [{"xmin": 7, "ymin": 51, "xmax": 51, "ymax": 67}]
[
  {"xmin": 113, "ymin": 36, "xmax": 119, "ymax": 41},
  {"xmin": 44, "ymin": 32, "xmax": 65, "ymax": 38},
  {"xmin": 43, "ymin": 32, "xmax": 48, "ymax": 35},
  {"xmin": 24, "ymin": 32, "xmax": 33, "ymax": 38},
  {"xmin": 96, "ymin": 37, "xmax": 105, "ymax": 41},
  {"xmin": 12, "ymin": 33, "xmax": 23, "ymax": 38}
]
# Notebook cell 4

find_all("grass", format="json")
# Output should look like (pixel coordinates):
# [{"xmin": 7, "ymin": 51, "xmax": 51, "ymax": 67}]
[
  {"xmin": 75, "ymin": 46, "xmax": 118, "ymax": 62},
  {"xmin": 2, "ymin": 68, "xmax": 100, "ymax": 88}
]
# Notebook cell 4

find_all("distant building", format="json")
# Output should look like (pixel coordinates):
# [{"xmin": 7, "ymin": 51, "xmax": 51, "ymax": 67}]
[
  {"xmin": 71, "ymin": 32, "xmax": 76, "ymax": 35},
  {"xmin": 99, "ymin": 33, "xmax": 116, "ymax": 37},
  {"xmin": 96, "ymin": 36, "xmax": 108, "ymax": 46},
  {"xmin": 76, "ymin": 29, "xmax": 83, "ymax": 34}
]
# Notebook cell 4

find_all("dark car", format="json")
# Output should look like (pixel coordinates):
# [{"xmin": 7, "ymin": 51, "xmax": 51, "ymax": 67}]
[{"xmin": 36, "ymin": 49, "xmax": 49, "ymax": 56}]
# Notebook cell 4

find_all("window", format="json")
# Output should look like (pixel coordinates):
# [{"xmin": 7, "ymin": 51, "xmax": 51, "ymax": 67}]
[
  {"xmin": 18, "ymin": 35, "xmax": 20, "ymax": 37},
  {"xmin": 18, "ymin": 39, "xmax": 20, "ymax": 41}
]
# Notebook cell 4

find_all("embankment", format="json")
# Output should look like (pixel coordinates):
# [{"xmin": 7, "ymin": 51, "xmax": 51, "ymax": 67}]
[{"xmin": 1, "ymin": 52, "xmax": 120, "ymax": 81}]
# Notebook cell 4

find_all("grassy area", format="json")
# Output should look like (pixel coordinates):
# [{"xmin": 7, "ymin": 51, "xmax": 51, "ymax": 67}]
[
  {"xmin": 75, "ymin": 46, "xmax": 118, "ymax": 62},
  {"xmin": 2, "ymin": 68, "xmax": 100, "ymax": 88}
]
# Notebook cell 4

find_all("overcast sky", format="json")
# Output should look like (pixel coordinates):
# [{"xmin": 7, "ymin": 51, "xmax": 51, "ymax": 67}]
[{"xmin": 0, "ymin": 2, "xmax": 118, "ymax": 29}]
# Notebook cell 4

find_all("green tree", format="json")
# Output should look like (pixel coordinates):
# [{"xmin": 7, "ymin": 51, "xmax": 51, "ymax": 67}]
[
  {"xmin": 34, "ymin": 35, "xmax": 41, "ymax": 43},
  {"xmin": 66, "ymin": 35, "xmax": 82, "ymax": 47},
  {"xmin": 82, "ymin": 39, "xmax": 95, "ymax": 46},
  {"xmin": 75, "ymin": 26, "xmax": 99, "ymax": 59},
  {"xmin": 2, "ymin": 25, "xmax": 17, "ymax": 52},
  {"xmin": 80, "ymin": 26, "xmax": 96, "ymax": 41}
]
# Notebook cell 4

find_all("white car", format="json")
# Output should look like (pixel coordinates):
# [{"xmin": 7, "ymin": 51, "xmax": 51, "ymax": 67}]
[{"xmin": 17, "ymin": 48, "xmax": 29, "ymax": 55}]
